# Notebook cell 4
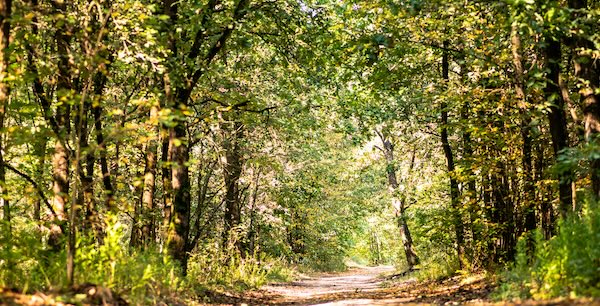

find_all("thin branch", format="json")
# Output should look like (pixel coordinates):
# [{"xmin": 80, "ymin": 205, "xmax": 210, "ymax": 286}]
[{"xmin": 3, "ymin": 162, "xmax": 56, "ymax": 218}]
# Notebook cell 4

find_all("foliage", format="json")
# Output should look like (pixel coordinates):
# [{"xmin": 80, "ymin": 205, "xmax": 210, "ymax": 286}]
[
  {"xmin": 0, "ymin": 216, "xmax": 183, "ymax": 304},
  {"xmin": 187, "ymin": 242, "xmax": 293, "ymax": 291},
  {"xmin": 1, "ymin": 0, "xmax": 600, "ymax": 303},
  {"xmin": 76, "ymin": 215, "xmax": 183, "ymax": 304},
  {"xmin": 496, "ymin": 197, "xmax": 600, "ymax": 300}
]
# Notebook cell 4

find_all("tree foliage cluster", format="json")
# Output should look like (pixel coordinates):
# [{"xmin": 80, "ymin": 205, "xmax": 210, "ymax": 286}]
[
  {"xmin": 334, "ymin": 0, "xmax": 600, "ymax": 297},
  {"xmin": 0, "ymin": 0, "xmax": 599, "ymax": 302}
]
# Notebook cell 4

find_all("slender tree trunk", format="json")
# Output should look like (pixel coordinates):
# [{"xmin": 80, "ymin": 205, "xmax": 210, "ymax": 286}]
[
  {"xmin": 27, "ymin": 0, "xmax": 67, "ymax": 248},
  {"xmin": 543, "ymin": 36, "xmax": 573, "ymax": 218},
  {"xmin": 33, "ymin": 137, "xmax": 47, "ymax": 222},
  {"xmin": 0, "ymin": 0, "xmax": 9, "ymax": 228},
  {"xmin": 222, "ymin": 119, "xmax": 243, "ymax": 252},
  {"xmin": 460, "ymin": 100, "xmax": 479, "ymax": 260},
  {"xmin": 440, "ymin": 43, "xmax": 466, "ymax": 269},
  {"xmin": 377, "ymin": 132, "xmax": 419, "ymax": 269},
  {"xmin": 76, "ymin": 101, "xmax": 95, "ymax": 235},
  {"xmin": 92, "ymin": 73, "xmax": 114, "ymax": 212},
  {"xmin": 187, "ymin": 160, "xmax": 214, "ymax": 252},
  {"xmin": 0, "ymin": 2, "xmax": 11, "ymax": 286},
  {"xmin": 161, "ymin": 132, "xmax": 172, "ymax": 230},
  {"xmin": 246, "ymin": 169, "xmax": 261, "ymax": 254},
  {"xmin": 67, "ymin": 124, "xmax": 82, "ymax": 287},
  {"xmin": 511, "ymin": 24, "xmax": 537, "ymax": 255},
  {"xmin": 142, "ymin": 106, "xmax": 158, "ymax": 247},
  {"xmin": 160, "ymin": 76, "xmax": 173, "ymax": 249},
  {"xmin": 535, "ymin": 134, "xmax": 555, "ymax": 238},
  {"xmin": 491, "ymin": 158, "xmax": 515, "ymax": 261},
  {"xmin": 130, "ymin": 165, "xmax": 144, "ymax": 248}
]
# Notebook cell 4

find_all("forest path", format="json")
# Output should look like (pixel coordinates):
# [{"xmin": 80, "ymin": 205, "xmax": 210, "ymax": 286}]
[
  {"xmin": 225, "ymin": 266, "xmax": 505, "ymax": 305},
  {"xmin": 251, "ymin": 268, "xmax": 598, "ymax": 306},
  {"xmin": 262, "ymin": 265, "xmax": 398, "ymax": 305}
]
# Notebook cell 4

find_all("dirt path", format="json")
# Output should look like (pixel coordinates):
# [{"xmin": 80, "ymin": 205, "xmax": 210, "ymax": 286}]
[
  {"xmin": 240, "ymin": 267, "xmax": 508, "ymax": 305},
  {"xmin": 209, "ymin": 267, "xmax": 598, "ymax": 305},
  {"xmin": 262, "ymin": 265, "xmax": 396, "ymax": 305}
]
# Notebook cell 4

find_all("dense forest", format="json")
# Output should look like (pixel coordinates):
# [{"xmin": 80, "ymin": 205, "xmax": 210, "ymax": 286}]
[{"xmin": 0, "ymin": 0, "xmax": 599, "ymax": 304}]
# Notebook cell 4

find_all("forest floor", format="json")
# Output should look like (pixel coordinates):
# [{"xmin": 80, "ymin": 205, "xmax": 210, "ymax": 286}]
[
  {"xmin": 2, "ymin": 266, "xmax": 599, "ymax": 305},
  {"xmin": 206, "ymin": 266, "xmax": 599, "ymax": 306}
]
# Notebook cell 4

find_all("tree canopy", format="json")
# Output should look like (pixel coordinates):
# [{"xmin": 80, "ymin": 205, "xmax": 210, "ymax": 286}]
[{"xmin": 0, "ymin": 0, "xmax": 599, "ymax": 304}]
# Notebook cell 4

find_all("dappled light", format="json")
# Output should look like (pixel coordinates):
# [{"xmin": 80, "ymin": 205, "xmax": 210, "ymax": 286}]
[{"xmin": 0, "ymin": 0, "xmax": 599, "ymax": 305}]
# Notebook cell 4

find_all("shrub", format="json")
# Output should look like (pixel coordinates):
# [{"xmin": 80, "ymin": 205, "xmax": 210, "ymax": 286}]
[
  {"xmin": 186, "ymin": 243, "xmax": 293, "ymax": 291},
  {"xmin": 496, "ymin": 198, "xmax": 600, "ymax": 300},
  {"xmin": 1, "ymin": 215, "xmax": 183, "ymax": 305},
  {"xmin": 76, "ymin": 215, "xmax": 182, "ymax": 304}
]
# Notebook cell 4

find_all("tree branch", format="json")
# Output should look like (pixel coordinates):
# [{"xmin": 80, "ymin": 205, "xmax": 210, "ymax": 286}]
[{"xmin": 3, "ymin": 162, "xmax": 56, "ymax": 218}]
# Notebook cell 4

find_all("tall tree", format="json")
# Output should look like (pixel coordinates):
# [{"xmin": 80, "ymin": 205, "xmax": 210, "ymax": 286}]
[
  {"xmin": 440, "ymin": 42, "xmax": 466, "ymax": 269},
  {"xmin": 568, "ymin": 0, "xmax": 600, "ymax": 199},
  {"xmin": 543, "ymin": 34, "xmax": 573, "ymax": 218},
  {"xmin": 376, "ymin": 131, "xmax": 419, "ymax": 270},
  {"xmin": 161, "ymin": 0, "xmax": 249, "ymax": 272}
]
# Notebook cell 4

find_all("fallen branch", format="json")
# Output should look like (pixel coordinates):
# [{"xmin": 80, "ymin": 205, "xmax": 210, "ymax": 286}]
[{"xmin": 385, "ymin": 267, "xmax": 420, "ymax": 280}]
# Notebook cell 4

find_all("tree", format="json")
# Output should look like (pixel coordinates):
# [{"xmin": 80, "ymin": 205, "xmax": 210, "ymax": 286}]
[{"xmin": 375, "ymin": 130, "xmax": 419, "ymax": 269}]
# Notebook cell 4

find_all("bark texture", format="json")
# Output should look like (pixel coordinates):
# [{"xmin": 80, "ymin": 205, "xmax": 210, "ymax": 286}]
[
  {"xmin": 441, "ymin": 43, "xmax": 466, "ymax": 268},
  {"xmin": 377, "ymin": 132, "xmax": 419, "ymax": 269},
  {"xmin": 543, "ymin": 36, "xmax": 573, "ymax": 218}
]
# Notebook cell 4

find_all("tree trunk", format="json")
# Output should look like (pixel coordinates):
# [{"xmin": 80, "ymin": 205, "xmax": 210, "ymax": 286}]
[
  {"xmin": 535, "ymin": 134, "xmax": 555, "ymax": 238},
  {"xmin": 511, "ymin": 24, "xmax": 537, "ymax": 255},
  {"xmin": 246, "ymin": 169, "xmax": 261, "ymax": 254},
  {"xmin": 130, "ymin": 166, "xmax": 144, "ymax": 248},
  {"xmin": 0, "ymin": 0, "xmax": 9, "ymax": 228},
  {"xmin": 142, "ymin": 106, "xmax": 158, "ymax": 247},
  {"xmin": 441, "ymin": 43, "xmax": 466, "ymax": 269},
  {"xmin": 568, "ymin": 0, "xmax": 600, "ymax": 199},
  {"xmin": 33, "ymin": 137, "xmax": 47, "ymax": 222},
  {"xmin": 27, "ymin": 0, "xmax": 67, "ymax": 249},
  {"xmin": 491, "ymin": 158, "xmax": 515, "ymax": 261},
  {"xmin": 460, "ymin": 100, "xmax": 479, "ymax": 261},
  {"xmin": 187, "ymin": 160, "xmax": 214, "ymax": 252},
  {"xmin": 160, "ymin": 74, "xmax": 173, "ymax": 251},
  {"xmin": 49, "ymin": 0, "xmax": 73, "ymax": 251},
  {"xmin": 167, "ymin": 123, "xmax": 191, "ymax": 272},
  {"xmin": 78, "ymin": 101, "xmax": 96, "ymax": 236},
  {"xmin": 222, "ymin": 119, "xmax": 243, "ymax": 252},
  {"xmin": 377, "ymin": 132, "xmax": 419, "ymax": 269},
  {"xmin": 543, "ymin": 35, "xmax": 573, "ymax": 218},
  {"xmin": 161, "ymin": 122, "xmax": 172, "ymax": 231},
  {"xmin": 92, "ymin": 73, "xmax": 114, "ymax": 212}
]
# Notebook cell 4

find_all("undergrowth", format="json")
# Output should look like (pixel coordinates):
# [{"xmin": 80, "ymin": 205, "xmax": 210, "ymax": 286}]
[
  {"xmin": 0, "ymin": 215, "xmax": 295, "ymax": 304},
  {"xmin": 187, "ymin": 244, "xmax": 294, "ymax": 291},
  {"xmin": 495, "ymin": 198, "xmax": 600, "ymax": 300}
]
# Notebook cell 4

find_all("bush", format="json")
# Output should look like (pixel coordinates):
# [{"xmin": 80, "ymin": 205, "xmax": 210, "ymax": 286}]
[
  {"xmin": 0, "ymin": 215, "xmax": 183, "ymax": 305},
  {"xmin": 496, "ymin": 198, "xmax": 600, "ymax": 300},
  {"xmin": 186, "ymin": 243, "xmax": 294, "ymax": 291},
  {"xmin": 76, "ymin": 215, "xmax": 182, "ymax": 304},
  {"xmin": 0, "ymin": 218, "xmax": 66, "ymax": 291}
]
